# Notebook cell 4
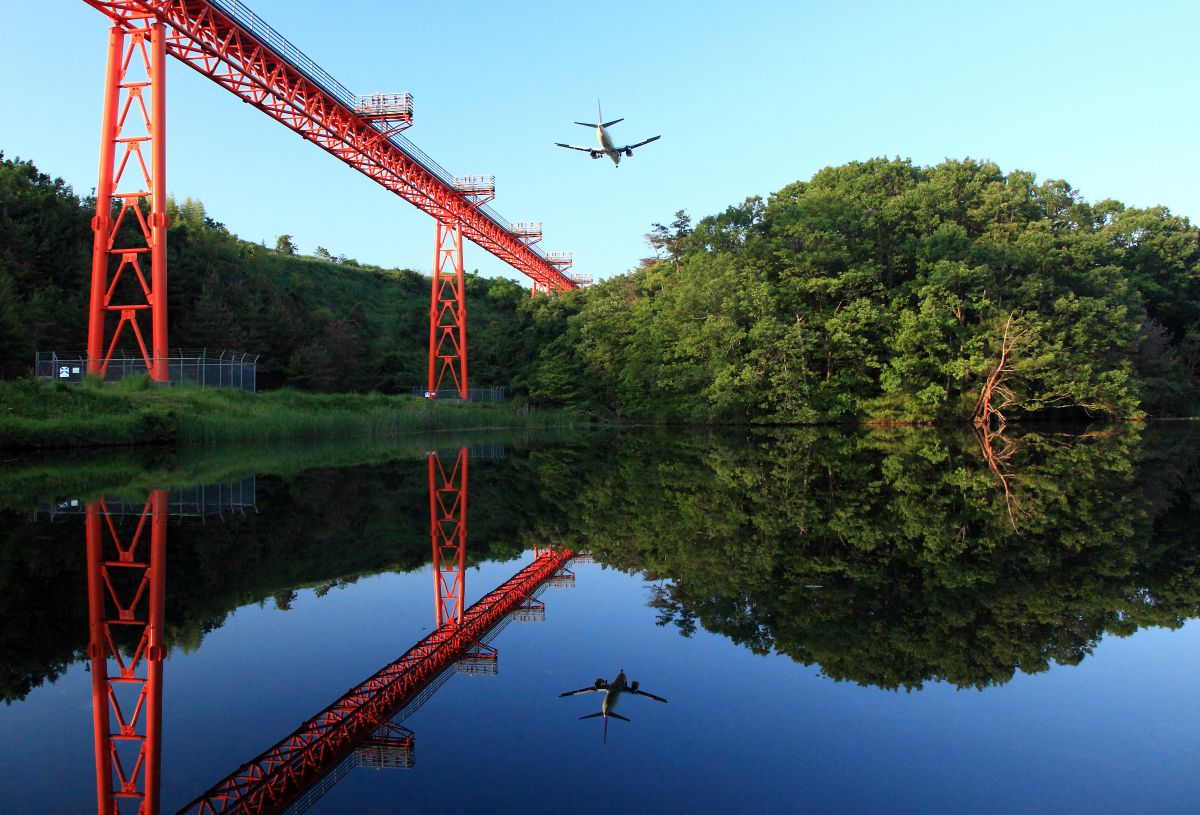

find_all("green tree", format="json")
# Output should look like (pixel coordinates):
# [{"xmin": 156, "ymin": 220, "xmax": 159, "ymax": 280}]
[{"xmin": 274, "ymin": 234, "xmax": 297, "ymax": 255}]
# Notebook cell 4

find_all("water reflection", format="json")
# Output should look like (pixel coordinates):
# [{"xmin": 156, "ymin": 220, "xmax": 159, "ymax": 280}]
[
  {"xmin": 86, "ymin": 491, "xmax": 167, "ymax": 815},
  {"xmin": 3, "ymin": 425, "xmax": 1199, "ymax": 812},
  {"xmin": 41, "ymin": 482, "xmax": 258, "ymax": 815},
  {"xmin": 578, "ymin": 426, "xmax": 1200, "ymax": 690},
  {"xmin": 559, "ymin": 670, "xmax": 668, "ymax": 743},
  {"xmin": 59, "ymin": 449, "xmax": 577, "ymax": 815}
]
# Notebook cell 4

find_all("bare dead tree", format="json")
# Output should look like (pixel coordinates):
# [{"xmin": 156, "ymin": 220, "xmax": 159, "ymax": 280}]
[{"xmin": 973, "ymin": 313, "xmax": 1021, "ymax": 429}]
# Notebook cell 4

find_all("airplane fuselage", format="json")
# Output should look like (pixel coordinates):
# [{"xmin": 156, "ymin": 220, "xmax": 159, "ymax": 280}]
[
  {"xmin": 601, "ymin": 670, "xmax": 629, "ymax": 713},
  {"xmin": 597, "ymin": 126, "xmax": 620, "ymax": 166}
]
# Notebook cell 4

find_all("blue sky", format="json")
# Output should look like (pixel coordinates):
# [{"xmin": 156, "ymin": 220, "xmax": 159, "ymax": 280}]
[{"xmin": 1, "ymin": 1, "xmax": 1197, "ymax": 283}]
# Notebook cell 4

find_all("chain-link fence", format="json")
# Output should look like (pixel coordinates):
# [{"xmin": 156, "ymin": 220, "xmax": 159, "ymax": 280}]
[
  {"xmin": 411, "ymin": 386, "xmax": 505, "ymax": 403},
  {"xmin": 36, "ymin": 478, "xmax": 258, "ymax": 523},
  {"xmin": 35, "ymin": 351, "xmax": 258, "ymax": 392}
]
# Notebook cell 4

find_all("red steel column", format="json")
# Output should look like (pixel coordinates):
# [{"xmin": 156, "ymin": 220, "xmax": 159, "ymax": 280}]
[
  {"xmin": 149, "ymin": 24, "xmax": 169, "ymax": 382},
  {"xmin": 87, "ymin": 22, "xmax": 170, "ymax": 381},
  {"xmin": 429, "ymin": 448, "xmax": 468, "ymax": 627},
  {"xmin": 86, "ymin": 505, "xmax": 115, "ymax": 814},
  {"xmin": 144, "ymin": 491, "xmax": 167, "ymax": 815},
  {"xmin": 427, "ymin": 220, "xmax": 468, "ymax": 399},
  {"xmin": 88, "ymin": 26, "xmax": 126, "ymax": 372}
]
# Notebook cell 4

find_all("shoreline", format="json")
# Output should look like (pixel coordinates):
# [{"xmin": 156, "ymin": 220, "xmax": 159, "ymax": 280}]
[{"xmin": 0, "ymin": 379, "xmax": 588, "ymax": 451}]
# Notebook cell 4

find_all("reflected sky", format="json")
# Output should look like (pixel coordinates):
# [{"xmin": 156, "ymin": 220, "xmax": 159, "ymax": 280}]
[{"xmin": 1, "ymin": 428, "xmax": 1199, "ymax": 814}]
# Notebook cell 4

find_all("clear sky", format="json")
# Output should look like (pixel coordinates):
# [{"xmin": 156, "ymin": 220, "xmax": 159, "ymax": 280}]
[{"xmin": 1, "ymin": 0, "xmax": 1197, "ymax": 283}]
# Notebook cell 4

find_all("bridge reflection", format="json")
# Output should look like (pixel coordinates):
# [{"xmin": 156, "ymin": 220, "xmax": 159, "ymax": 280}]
[{"xmin": 72, "ymin": 451, "xmax": 576, "ymax": 814}]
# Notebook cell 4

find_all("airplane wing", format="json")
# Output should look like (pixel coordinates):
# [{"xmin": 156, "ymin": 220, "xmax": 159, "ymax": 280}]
[
  {"xmin": 559, "ymin": 686, "xmax": 605, "ymax": 697},
  {"xmin": 555, "ymin": 143, "xmax": 596, "ymax": 153},
  {"xmin": 619, "ymin": 135, "xmax": 661, "ymax": 151},
  {"xmin": 632, "ymin": 689, "xmax": 668, "ymax": 703}
]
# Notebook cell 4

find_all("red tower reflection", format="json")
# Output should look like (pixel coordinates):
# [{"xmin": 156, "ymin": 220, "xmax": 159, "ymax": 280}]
[
  {"xmin": 75, "ymin": 452, "xmax": 573, "ymax": 814},
  {"xmin": 429, "ymin": 448, "xmax": 468, "ymax": 627},
  {"xmin": 86, "ymin": 491, "xmax": 167, "ymax": 815}
]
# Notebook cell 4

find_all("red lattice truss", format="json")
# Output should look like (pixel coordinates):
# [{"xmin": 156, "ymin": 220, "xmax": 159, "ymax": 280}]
[{"xmin": 82, "ymin": 0, "xmax": 577, "ymax": 293}]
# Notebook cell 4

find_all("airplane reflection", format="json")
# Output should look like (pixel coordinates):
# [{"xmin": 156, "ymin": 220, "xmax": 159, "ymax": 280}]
[{"xmin": 560, "ymin": 669, "xmax": 667, "ymax": 743}]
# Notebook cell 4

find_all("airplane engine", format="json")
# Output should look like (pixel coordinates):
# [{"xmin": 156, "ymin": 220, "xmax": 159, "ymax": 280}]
[
  {"xmin": 590, "ymin": 151, "xmax": 601, "ymax": 160},
  {"xmin": 625, "ymin": 148, "xmax": 634, "ymax": 157},
  {"xmin": 594, "ymin": 678, "xmax": 606, "ymax": 688},
  {"xmin": 630, "ymin": 680, "xmax": 640, "ymax": 691}
]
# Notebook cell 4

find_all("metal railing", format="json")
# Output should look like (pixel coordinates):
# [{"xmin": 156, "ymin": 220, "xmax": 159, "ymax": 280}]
[
  {"xmin": 353, "ymin": 92, "xmax": 413, "ymax": 118},
  {"xmin": 209, "ymin": 0, "xmax": 358, "ymax": 108},
  {"xmin": 206, "ymin": 0, "xmax": 554, "ymax": 264},
  {"xmin": 35, "ymin": 351, "xmax": 259, "ymax": 392}
]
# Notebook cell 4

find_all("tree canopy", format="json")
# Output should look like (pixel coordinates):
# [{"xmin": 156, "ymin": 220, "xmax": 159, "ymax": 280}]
[
  {"xmin": 3, "ymin": 151, "xmax": 1198, "ymax": 420},
  {"xmin": 528, "ymin": 158, "xmax": 1200, "ymax": 422}
]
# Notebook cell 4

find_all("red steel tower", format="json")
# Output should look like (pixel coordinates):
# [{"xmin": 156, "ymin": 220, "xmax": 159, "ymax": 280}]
[
  {"xmin": 81, "ymin": 0, "xmax": 583, "ymax": 395},
  {"xmin": 88, "ymin": 20, "xmax": 169, "ymax": 381}
]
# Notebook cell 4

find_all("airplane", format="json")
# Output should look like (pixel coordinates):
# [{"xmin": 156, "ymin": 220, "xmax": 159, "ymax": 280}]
[
  {"xmin": 559, "ymin": 668, "xmax": 667, "ymax": 742},
  {"xmin": 555, "ymin": 101, "xmax": 661, "ymax": 167}
]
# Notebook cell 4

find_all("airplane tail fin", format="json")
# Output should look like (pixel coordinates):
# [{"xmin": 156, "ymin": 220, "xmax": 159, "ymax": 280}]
[
  {"xmin": 574, "ymin": 100, "xmax": 622, "ymax": 128},
  {"xmin": 597, "ymin": 99, "xmax": 623, "ymax": 128}
]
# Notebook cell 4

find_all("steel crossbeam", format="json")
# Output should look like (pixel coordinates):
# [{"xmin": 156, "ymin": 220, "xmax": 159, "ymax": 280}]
[
  {"xmin": 177, "ymin": 547, "xmax": 575, "ymax": 815},
  {"xmin": 81, "ymin": 1, "xmax": 577, "ymax": 293}
]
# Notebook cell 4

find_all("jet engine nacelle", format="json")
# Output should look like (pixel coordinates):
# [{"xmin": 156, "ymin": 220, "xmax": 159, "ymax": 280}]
[
  {"xmin": 590, "ymin": 151, "xmax": 601, "ymax": 160},
  {"xmin": 625, "ymin": 148, "xmax": 634, "ymax": 158},
  {"xmin": 594, "ymin": 678, "xmax": 606, "ymax": 688},
  {"xmin": 630, "ymin": 680, "xmax": 640, "ymax": 691}
]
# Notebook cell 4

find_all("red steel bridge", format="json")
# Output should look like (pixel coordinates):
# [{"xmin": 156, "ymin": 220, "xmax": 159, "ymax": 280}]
[
  {"xmin": 81, "ymin": 447, "xmax": 578, "ymax": 814},
  {"xmin": 80, "ymin": 0, "xmax": 590, "ymax": 398}
]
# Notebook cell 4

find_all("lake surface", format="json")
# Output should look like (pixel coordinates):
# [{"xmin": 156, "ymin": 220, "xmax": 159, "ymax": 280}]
[{"xmin": 2, "ymin": 425, "xmax": 1199, "ymax": 814}]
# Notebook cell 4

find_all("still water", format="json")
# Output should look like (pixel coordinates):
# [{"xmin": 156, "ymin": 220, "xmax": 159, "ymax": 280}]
[{"xmin": 1, "ymin": 426, "xmax": 1199, "ymax": 814}]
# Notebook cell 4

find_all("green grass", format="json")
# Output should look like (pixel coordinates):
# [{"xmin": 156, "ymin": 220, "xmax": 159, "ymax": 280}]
[{"xmin": 0, "ymin": 378, "xmax": 588, "ymax": 450}]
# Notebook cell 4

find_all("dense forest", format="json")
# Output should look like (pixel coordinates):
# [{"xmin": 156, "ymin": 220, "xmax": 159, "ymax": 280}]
[
  {"xmin": 534, "ymin": 160, "xmax": 1200, "ymax": 422},
  {"xmin": 4, "ymin": 151, "xmax": 1200, "ymax": 421},
  {"xmin": 0, "ymin": 151, "xmax": 551, "ymax": 392}
]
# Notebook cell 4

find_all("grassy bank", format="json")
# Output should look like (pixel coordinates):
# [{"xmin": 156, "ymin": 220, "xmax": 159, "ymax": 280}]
[{"xmin": 0, "ymin": 378, "xmax": 587, "ymax": 450}]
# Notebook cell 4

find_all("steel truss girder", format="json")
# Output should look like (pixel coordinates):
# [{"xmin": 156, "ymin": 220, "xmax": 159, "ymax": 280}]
[
  {"xmin": 87, "ymin": 492, "xmax": 167, "ymax": 815},
  {"xmin": 81, "ymin": 0, "xmax": 577, "ymax": 292},
  {"xmin": 177, "ymin": 547, "xmax": 575, "ymax": 815}
]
